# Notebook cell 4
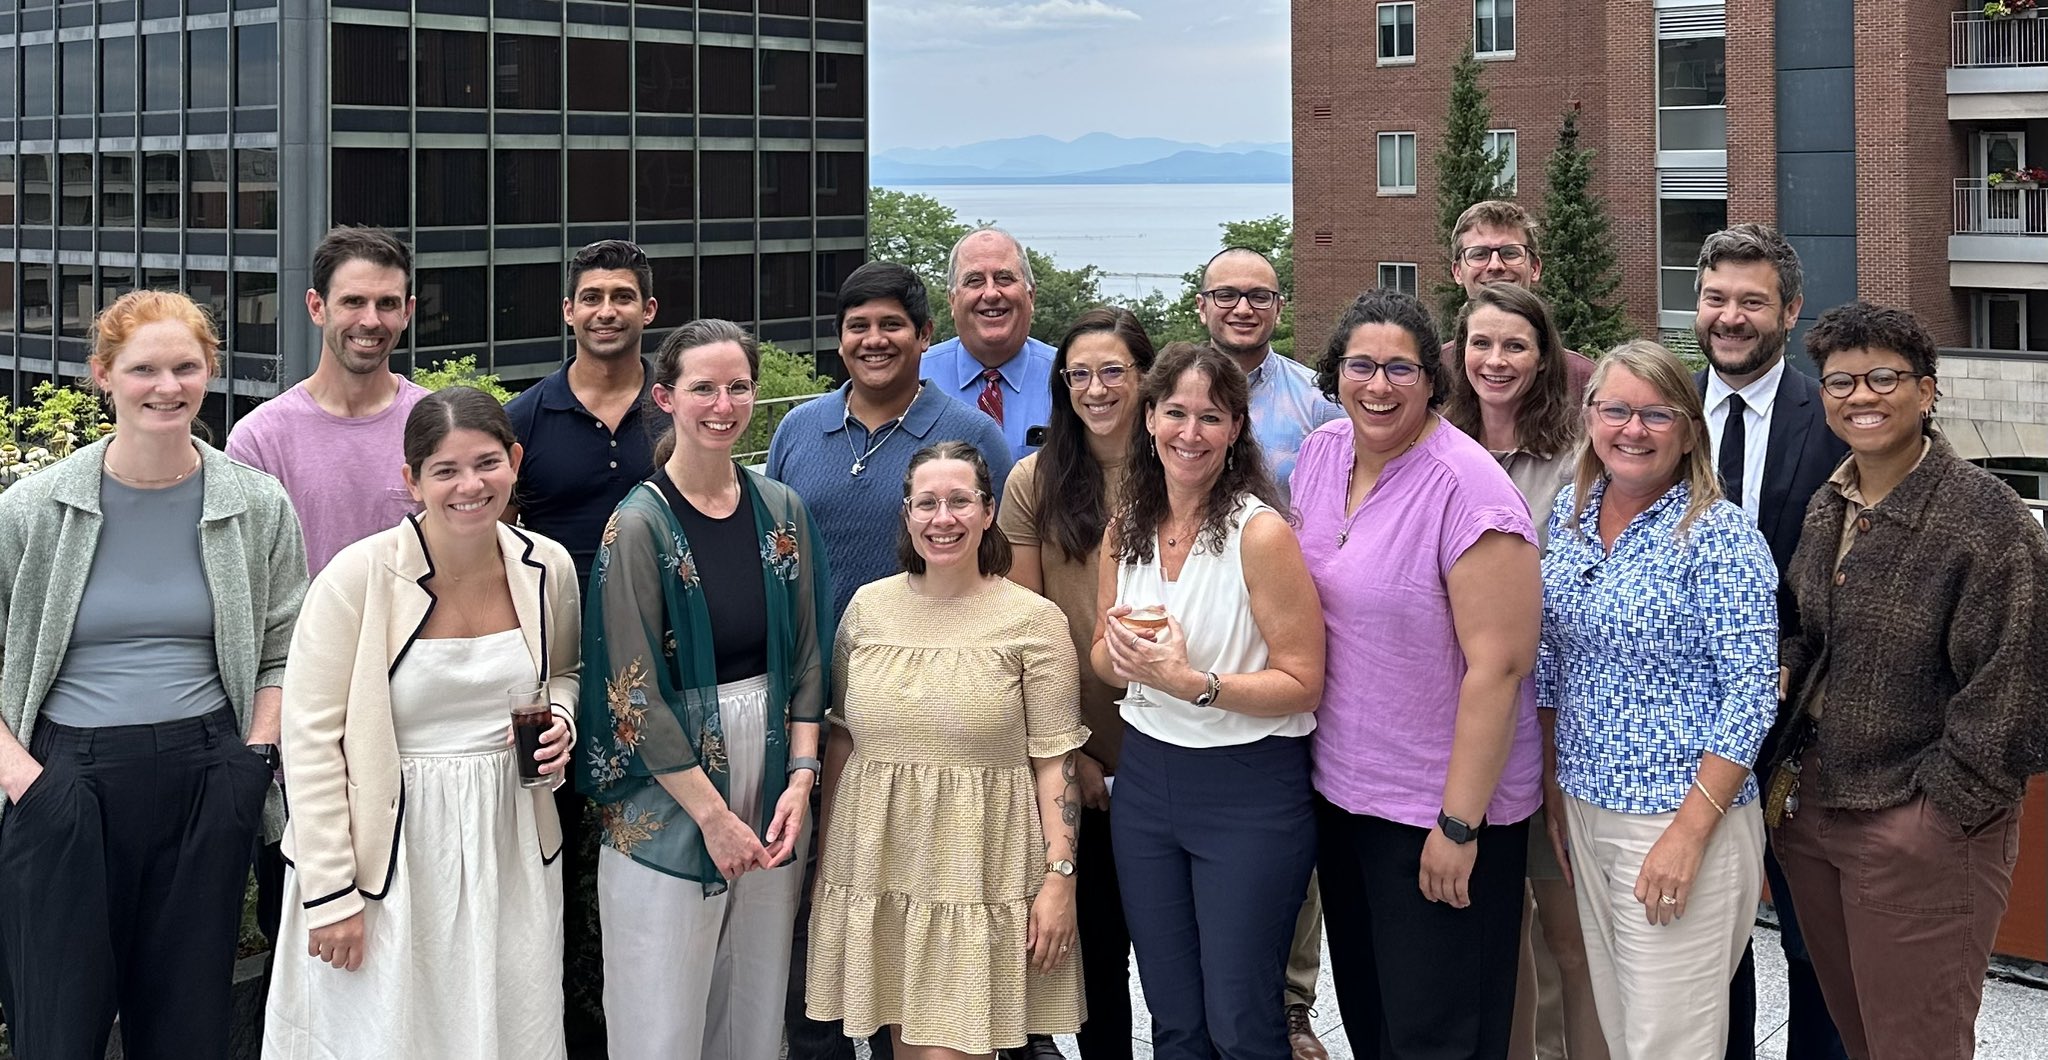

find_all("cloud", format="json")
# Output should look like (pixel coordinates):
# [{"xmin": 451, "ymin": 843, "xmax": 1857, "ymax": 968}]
[{"xmin": 875, "ymin": 0, "xmax": 1140, "ymax": 38}]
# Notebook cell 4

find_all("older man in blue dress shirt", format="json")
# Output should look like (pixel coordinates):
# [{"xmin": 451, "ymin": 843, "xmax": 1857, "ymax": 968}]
[{"xmin": 921, "ymin": 227, "xmax": 1057, "ymax": 458}]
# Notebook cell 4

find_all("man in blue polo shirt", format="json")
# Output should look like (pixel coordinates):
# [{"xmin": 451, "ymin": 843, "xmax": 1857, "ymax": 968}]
[
  {"xmin": 920, "ymin": 227, "xmax": 1055, "ymax": 459},
  {"xmin": 770, "ymin": 261, "xmax": 1011, "ymax": 1060}
]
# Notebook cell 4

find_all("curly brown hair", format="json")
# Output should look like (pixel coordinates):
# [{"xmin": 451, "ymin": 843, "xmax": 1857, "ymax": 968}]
[{"xmin": 1112, "ymin": 342, "xmax": 1285, "ymax": 565}]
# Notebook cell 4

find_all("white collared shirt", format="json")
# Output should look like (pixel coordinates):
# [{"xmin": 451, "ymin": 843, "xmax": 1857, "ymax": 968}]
[{"xmin": 1704, "ymin": 357, "xmax": 1787, "ymax": 523}]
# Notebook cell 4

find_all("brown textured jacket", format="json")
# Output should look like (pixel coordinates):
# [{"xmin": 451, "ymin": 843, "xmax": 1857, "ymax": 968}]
[{"xmin": 1781, "ymin": 435, "xmax": 2048, "ymax": 828}]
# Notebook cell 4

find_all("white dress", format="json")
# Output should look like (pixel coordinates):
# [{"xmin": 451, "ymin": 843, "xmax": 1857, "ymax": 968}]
[{"xmin": 263, "ymin": 630, "xmax": 566, "ymax": 1060}]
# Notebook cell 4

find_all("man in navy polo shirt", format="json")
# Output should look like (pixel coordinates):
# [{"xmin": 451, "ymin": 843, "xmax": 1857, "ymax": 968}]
[{"xmin": 504, "ymin": 238, "xmax": 660, "ymax": 1059}]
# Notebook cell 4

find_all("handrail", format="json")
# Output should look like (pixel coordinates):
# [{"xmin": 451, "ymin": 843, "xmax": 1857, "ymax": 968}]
[{"xmin": 1953, "ymin": 10, "xmax": 2048, "ymax": 68}]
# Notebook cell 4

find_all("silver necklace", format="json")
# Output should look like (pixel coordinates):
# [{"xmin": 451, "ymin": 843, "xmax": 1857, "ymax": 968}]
[
  {"xmin": 844, "ymin": 386, "xmax": 919, "ymax": 476},
  {"xmin": 1337, "ymin": 418, "xmax": 1432, "ymax": 548}
]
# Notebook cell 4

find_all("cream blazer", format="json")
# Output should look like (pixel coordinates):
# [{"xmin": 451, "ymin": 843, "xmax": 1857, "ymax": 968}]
[{"xmin": 280, "ymin": 517, "xmax": 581, "ymax": 930}]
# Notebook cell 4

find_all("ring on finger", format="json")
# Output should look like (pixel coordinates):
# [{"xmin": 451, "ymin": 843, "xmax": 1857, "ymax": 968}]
[{"xmin": 1659, "ymin": 894, "xmax": 1677, "ymax": 905}]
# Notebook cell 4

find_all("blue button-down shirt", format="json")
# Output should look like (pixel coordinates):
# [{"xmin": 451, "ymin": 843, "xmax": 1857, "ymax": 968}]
[
  {"xmin": 505, "ymin": 357, "xmax": 659, "ymax": 587},
  {"xmin": 1245, "ymin": 350, "xmax": 1343, "ymax": 502},
  {"xmin": 1537, "ymin": 479, "xmax": 1779, "ymax": 815},
  {"xmin": 922, "ymin": 336, "xmax": 1056, "ymax": 458}
]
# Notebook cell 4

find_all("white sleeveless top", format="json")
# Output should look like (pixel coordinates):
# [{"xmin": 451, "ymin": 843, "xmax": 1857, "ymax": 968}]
[{"xmin": 1114, "ymin": 494, "xmax": 1316, "ymax": 748}]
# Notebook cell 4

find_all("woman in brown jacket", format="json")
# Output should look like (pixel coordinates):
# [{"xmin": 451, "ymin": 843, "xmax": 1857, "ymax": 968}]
[{"xmin": 1772, "ymin": 301, "xmax": 2048, "ymax": 1060}]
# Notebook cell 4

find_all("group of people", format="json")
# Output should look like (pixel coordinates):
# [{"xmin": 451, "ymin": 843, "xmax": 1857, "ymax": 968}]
[{"xmin": 0, "ymin": 206, "xmax": 2039, "ymax": 1060}]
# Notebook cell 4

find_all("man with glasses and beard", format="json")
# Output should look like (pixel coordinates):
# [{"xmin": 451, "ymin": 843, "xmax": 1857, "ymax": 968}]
[{"xmin": 1692, "ymin": 223, "xmax": 1849, "ymax": 1060}]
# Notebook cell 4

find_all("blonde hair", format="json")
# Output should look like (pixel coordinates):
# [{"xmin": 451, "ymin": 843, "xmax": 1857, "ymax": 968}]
[
  {"xmin": 89, "ymin": 289, "xmax": 222, "ymax": 387},
  {"xmin": 1570, "ymin": 339, "xmax": 1722, "ymax": 538}
]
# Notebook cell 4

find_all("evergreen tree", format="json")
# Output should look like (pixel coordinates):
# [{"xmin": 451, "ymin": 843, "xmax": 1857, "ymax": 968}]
[
  {"xmin": 1537, "ymin": 108, "xmax": 1635, "ymax": 356},
  {"xmin": 1432, "ymin": 46, "xmax": 1508, "ymax": 325}
]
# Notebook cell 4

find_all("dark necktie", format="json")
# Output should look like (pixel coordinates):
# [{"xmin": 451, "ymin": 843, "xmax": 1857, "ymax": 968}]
[
  {"xmin": 977, "ymin": 367, "xmax": 1005, "ymax": 426},
  {"xmin": 1719, "ymin": 394, "xmax": 1747, "ymax": 508}
]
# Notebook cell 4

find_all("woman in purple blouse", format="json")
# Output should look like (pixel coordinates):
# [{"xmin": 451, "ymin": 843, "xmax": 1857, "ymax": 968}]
[{"xmin": 1289, "ymin": 288, "xmax": 1544, "ymax": 1056}]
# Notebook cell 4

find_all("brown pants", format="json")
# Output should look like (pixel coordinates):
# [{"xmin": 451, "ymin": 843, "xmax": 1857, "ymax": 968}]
[{"xmin": 1774, "ymin": 792, "xmax": 2021, "ymax": 1060}]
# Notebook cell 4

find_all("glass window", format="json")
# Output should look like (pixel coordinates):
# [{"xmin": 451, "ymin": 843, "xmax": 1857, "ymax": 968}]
[
  {"xmin": 0, "ymin": 157, "xmax": 16, "ymax": 227},
  {"xmin": 415, "ymin": 267, "xmax": 487, "ymax": 347},
  {"xmin": 60, "ymin": 153, "xmax": 91, "ymax": 226},
  {"xmin": 331, "ymin": 148, "xmax": 409, "ymax": 228},
  {"xmin": 234, "ymin": 271, "xmax": 278, "ymax": 354},
  {"xmin": 22, "ymin": 264, "xmax": 53, "ymax": 335},
  {"xmin": 1377, "ymin": 132, "xmax": 1416, "ymax": 193},
  {"xmin": 494, "ymin": 263, "xmax": 560, "ymax": 341},
  {"xmin": 816, "ymin": 249, "xmax": 859, "ymax": 318},
  {"xmin": 637, "ymin": 150, "xmax": 694, "ymax": 221},
  {"xmin": 237, "ymin": 23, "xmax": 279, "ymax": 108},
  {"xmin": 144, "ymin": 32, "xmax": 181, "ymax": 112},
  {"xmin": 567, "ymin": 38, "xmax": 628, "ymax": 112},
  {"xmin": 59, "ymin": 267, "xmax": 92, "ymax": 339},
  {"xmin": 700, "ymin": 151, "xmax": 753, "ymax": 219},
  {"xmin": 1659, "ymin": 197, "xmax": 1727, "ymax": 313},
  {"xmin": 699, "ymin": 47, "xmax": 752, "ymax": 116},
  {"xmin": 101, "ymin": 36, "xmax": 136, "ymax": 113},
  {"xmin": 189, "ymin": 29, "xmax": 229, "ymax": 109},
  {"xmin": 1378, "ymin": 3, "xmax": 1415, "ymax": 63},
  {"xmin": 636, "ymin": 42, "xmax": 692, "ymax": 114},
  {"xmin": 817, "ymin": 0, "xmax": 860, "ymax": 16},
  {"xmin": 568, "ymin": 150, "xmax": 629, "ymax": 223},
  {"xmin": 0, "ymin": 50, "xmax": 14, "ymax": 120},
  {"xmin": 817, "ymin": 152, "xmax": 862, "ymax": 216},
  {"xmin": 699, "ymin": 254, "xmax": 754, "ymax": 323},
  {"xmin": 816, "ymin": 53, "xmax": 863, "ymax": 119},
  {"xmin": 21, "ymin": 155, "xmax": 53, "ymax": 226},
  {"xmin": 61, "ymin": 39, "xmax": 93, "ymax": 115},
  {"xmin": 333, "ymin": 24, "xmax": 408, "ymax": 107},
  {"xmin": 102, "ymin": 154, "xmax": 135, "ymax": 227},
  {"xmin": 761, "ymin": 0, "xmax": 809, "ymax": 14},
  {"xmin": 143, "ymin": 151, "xmax": 179, "ymax": 228},
  {"xmin": 418, "ymin": 30, "xmax": 488, "ymax": 108},
  {"xmin": 1377, "ymin": 263, "xmax": 1418, "ymax": 297},
  {"xmin": 1486, "ymin": 129, "xmax": 1517, "ymax": 193},
  {"xmin": 100, "ymin": 268, "xmax": 135, "ymax": 308},
  {"xmin": 494, "ymin": 34, "xmax": 559, "ymax": 111},
  {"xmin": 760, "ymin": 252, "xmax": 808, "ymax": 320},
  {"xmin": 236, "ymin": 148, "xmax": 278, "ymax": 230},
  {"xmin": 761, "ymin": 152, "xmax": 809, "ymax": 218},
  {"xmin": 189, "ymin": 271, "xmax": 228, "ymax": 343},
  {"xmin": 761, "ymin": 49, "xmax": 809, "ymax": 117},
  {"xmin": 187, "ymin": 149, "xmax": 230, "ymax": 229},
  {"xmin": 418, "ymin": 150, "xmax": 488, "ymax": 226},
  {"xmin": 1475, "ymin": 0, "xmax": 1515, "ymax": 55},
  {"xmin": 1659, "ymin": 36, "xmax": 1727, "ymax": 152},
  {"xmin": 24, "ymin": 44, "xmax": 54, "ymax": 117},
  {"xmin": 496, "ymin": 150, "xmax": 559, "ymax": 225},
  {"xmin": 650, "ymin": 256, "xmax": 694, "ymax": 321}
]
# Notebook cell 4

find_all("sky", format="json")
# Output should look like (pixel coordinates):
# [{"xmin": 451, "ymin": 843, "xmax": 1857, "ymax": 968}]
[{"xmin": 869, "ymin": 0, "xmax": 1293, "ymax": 152}]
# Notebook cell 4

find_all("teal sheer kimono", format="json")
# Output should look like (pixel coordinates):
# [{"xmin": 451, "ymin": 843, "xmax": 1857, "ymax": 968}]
[{"xmin": 578, "ymin": 467, "xmax": 833, "ymax": 894}]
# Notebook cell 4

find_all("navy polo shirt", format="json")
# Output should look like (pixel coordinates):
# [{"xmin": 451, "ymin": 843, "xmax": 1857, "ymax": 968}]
[{"xmin": 505, "ymin": 356, "xmax": 660, "ymax": 586}]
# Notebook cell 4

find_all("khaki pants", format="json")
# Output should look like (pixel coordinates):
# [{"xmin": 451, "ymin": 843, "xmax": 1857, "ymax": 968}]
[{"xmin": 1285, "ymin": 873, "xmax": 1323, "ymax": 1008}]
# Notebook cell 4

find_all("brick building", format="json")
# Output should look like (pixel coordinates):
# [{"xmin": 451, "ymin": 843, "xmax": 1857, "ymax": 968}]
[{"xmin": 1293, "ymin": 0, "xmax": 2048, "ymax": 503}]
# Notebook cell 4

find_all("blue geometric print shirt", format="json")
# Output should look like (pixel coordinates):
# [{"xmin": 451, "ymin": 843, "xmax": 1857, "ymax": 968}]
[
  {"xmin": 1245, "ymin": 351, "xmax": 1343, "ymax": 504},
  {"xmin": 1537, "ymin": 478, "xmax": 1779, "ymax": 815}
]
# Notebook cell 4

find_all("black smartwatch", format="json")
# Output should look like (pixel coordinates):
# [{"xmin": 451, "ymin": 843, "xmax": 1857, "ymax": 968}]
[
  {"xmin": 247, "ymin": 743, "xmax": 283, "ymax": 773},
  {"xmin": 1437, "ymin": 811, "xmax": 1485, "ymax": 844}
]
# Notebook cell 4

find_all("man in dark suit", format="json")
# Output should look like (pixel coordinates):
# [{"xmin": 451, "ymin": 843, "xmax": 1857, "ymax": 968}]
[{"xmin": 1693, "ymin": 223, "xmax": 1850, "ymax": 1060}]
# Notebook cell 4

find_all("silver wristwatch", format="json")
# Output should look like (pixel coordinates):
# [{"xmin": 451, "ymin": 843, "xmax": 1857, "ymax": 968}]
[
  {"xmin": 1192, "ymin": 671, "xmax": 1222, "ymax": 708},
  {"xmin": 787, "ymin": 755, "xmax": 822, "ymax": 778}
]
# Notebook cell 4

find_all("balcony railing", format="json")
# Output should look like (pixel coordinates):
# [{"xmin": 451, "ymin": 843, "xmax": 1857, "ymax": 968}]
[
  {"xmin": 1954, "ymin": 177, "xmax": 2048, "ymax": 235},
  {"xmin": 1953, "ymin": 10, "xmax": 2048, "ymax": 68}
]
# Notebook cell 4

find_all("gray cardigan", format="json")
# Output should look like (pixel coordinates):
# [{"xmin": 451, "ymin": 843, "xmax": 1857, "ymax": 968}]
[{"xmin": 0, "ymin": 437, "xmax": 309, "ymax": 836}]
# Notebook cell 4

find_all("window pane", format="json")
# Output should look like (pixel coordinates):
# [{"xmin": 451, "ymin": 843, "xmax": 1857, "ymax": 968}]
[
  {"xmin": 1379, "ymin": 7, "xmax": 1397, "ymax": 58},
  {"xmin": 1399, "ymin": 8, "xmax": 1414, "ymax": 56},
  {"xmin": 188, "ymin": 149, "xmax": 230, "ymax": 229},
  {"xmin": 762, "ymin": 152, "xmax": 809, "ymax": 218},
  {"xmin": 101, "ymin": 36, "xmax": 135, "ymax": 113},
  {"xmin": 566, "ymin": 38, "xmax": 627, "ymax": 112},
  {"xmin": 1659, "ymin": 197, "xmax": 1728, "ymax": 311},
  {"xmin": 1660, "ymin": 37, "xmax": 1725, "ymax": 107},
  {"xmin": 234, "ymin": 271, "xmax": 278, "ymax": 354},
  {"xmin": 636, "ymin": 42, "xmax": 692, "ymax": 114},
  {"xmin": 637, "ymin": 150, "xmax": 694, "ymax": 221},
  {"xmin": 237, "ymin": 23, "xmax": 279, "ymax": 107},
  {"xmin": 60, "ymin": 267, "xmax": 92, "ymax": 339},
  {"xmin": 761, "ymin": 49, "xmax": 809, "ymax": 117},
  {"xmin": 701, "ymin": 151, "xmax": 753, "ymax": 219},
  {"xmin": 817, "ymin": 152, "xmax": 862, "ymax": 216},
  {"xmin": 650, "ymin": 257, "xmax": 694, "ymax": 322},
  {"xmin": 699, "ymin": 254, "xmax": 754, "ymax": 323},
  {"xmin": 331, "ymin": 148, "xmax": 409, "ymax": 228},
  {"xmin": 760, "ymin": 252, "xmax": 808, "ymax": 320},
  {"xmin": 61, "ymin": 39, "xmax": 93, "ymax": 114},
  {"xmin": 21, "ymin": 155, "xmax": 52, "ymax": 226},
  {"xmin": 700, "ymin": 47, "xmax": 752, "ymax": 115},
  {"xmin": 144, "ymin": 32, "xmax": 180, "ymax": 112},
  {"xmin": 333, "ymin": 25, "xmax": 409, "ymax": 107},
  {"xmin": 0, "ymin": 157, "xmax": 18, "ymax": 227},
  {"xmin": 102, "ymin": 153, "xmax": 135, "ymax": 227},
  {"xmin": 236, "ymin": 148, "xmax": 278, "ymax": 230},
  {"xmin": 495, "ymin": 35, "xmax": 559, "ymax": 111},
  {"xmin": 189, "ymin": 29, "xmax": 229, "ymax": 109},
  {"xmin": 189, "ymin": 272, "xmax": 228, "ymax": 345},
  {"xmin": 816, "ymin": 249, "xmax": 858, "ymax": 318},
  {"xmin": 1659, "ymin": 107, "xmax": 1727, "ymax": 152},
  {"xmin": 101, "ymin": 267, "xmax": 134, "ymax": 308},
  {"xmin": 496, "ymin": 150, "xmax": 560, "ymax": 225},
  {"xmin": 494, "ymin": 263, "xmax": 560, "ymax": 341},
  {"xmin": 1379, "ymin": 136, "xmax": 1397, "ymax": 188},
  {"xmin": 24, "ymin": 44, "xmax": 54, "ymax": 117},
  {"xmin": 418, "ymin": 30, "xmax": 488, "ymax": 108},
  {"xmin": 22, "ymin": 264, "xmax": 53, "ymax": 335},
  {"xmin": 143, "ymin": 151, "xmax": 179, "ymax": 228},
  {"xmin": 1401, "ymin": 135, "xmax": 1416, "ymax": 185},
  {"xmin": 568, "ymin": 150, "xmax": 629, "ymax": 223},
  {"xmin": 60, "ymin": 153, "xmax": 92, "ymax": 226},
  {"xmin": 416, "ymin": 267, "xmax": 487, "ymax": 347},
  {"xmin": 817, "ymin": 53, "xmax": 862, "ymax": 119},
  {"xmin": 0, "ymin": 50, "xmax": 14, "ymax": 120},
  {"xmin": 418, "ymin": 150, "xmax": 488, "ymax": 226}
]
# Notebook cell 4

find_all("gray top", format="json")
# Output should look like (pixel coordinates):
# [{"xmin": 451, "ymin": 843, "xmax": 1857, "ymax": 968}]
[{"xmin": 40, "ymin": 469, "xmax": 229, "ymax": 727}]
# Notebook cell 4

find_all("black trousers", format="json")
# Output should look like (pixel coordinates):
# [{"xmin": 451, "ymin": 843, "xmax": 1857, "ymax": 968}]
[
  {"xmin": 0, "ymin": 707, "xmax": 269, "ymax": 1060},
  {"xmin": 558, "ymin": 785, "xmax": 611, "ymax": 1059},
  {"xmin": 1316, "ymin": 797, "xmax": 1528, "ymax": 1060},
  {"xmin": 1076, "ymin": 802, "xmax": 1134, "ymax": 1060}
]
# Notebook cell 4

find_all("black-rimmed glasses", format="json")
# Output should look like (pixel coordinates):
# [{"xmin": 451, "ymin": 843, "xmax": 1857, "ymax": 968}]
[
  {"xmin": 1457, "ymin": 243, "xmax": 1532, "ymax": 267},
  {"xmin": 1199, "ymin": 287, "xmax": 1282, "ymax": 310},
  {"xmin": 1339, "ymin": 357, "xmax": 1424, "ymax": 385},
  {"xmin": 1819, "ymin": 368, "xmax": 1923, "ymax": 399}
]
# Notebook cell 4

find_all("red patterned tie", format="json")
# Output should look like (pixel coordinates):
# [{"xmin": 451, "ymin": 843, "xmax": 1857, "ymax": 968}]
[{"xmin": 977, "ymin": 367, "xmax": 1005, "ymax": 426}]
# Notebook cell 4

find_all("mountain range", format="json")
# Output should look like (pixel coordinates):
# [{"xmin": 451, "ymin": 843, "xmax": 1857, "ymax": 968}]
[{"xmin": 874, "ymin": 133, "xmax": 1292, "ymax": 186}]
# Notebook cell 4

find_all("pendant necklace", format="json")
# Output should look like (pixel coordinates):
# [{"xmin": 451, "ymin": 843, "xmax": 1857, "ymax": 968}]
[
  {"xmin": 1337, "ymin": 416, "xmax": 1433, "ymax": 548},
  {"xmin": 845, "ymin": 386, "xmax": 920, "ymax": 475}
]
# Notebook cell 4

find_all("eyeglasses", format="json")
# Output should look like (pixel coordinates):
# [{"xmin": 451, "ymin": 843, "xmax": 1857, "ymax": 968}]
[
  {"xmin": 1819, "ymin": 368, "xmax": 1923, "ymax": 399},
  {"xmin": 1457, "ymin": 243, "xmax": 1532, "ymax": 267},
  {"xmin": 1588, "ymin": 400, "xmax": 1683, "ymax": 431},
  {"xmin": 1059, "ymin": 363, "xmax": 1135, "ymax": 390},
  {"xmin": 904, "ymin": 490, "xmax": 988, "ymax": 522},
  {"xmin": 1199, "ymin": 287, "xmax": 1283, "ymax": 310},
  {"xmin": 1339, "ymin": 357, "xmax": 1425, "ymax": 386},
  {"xmin": 665, "ymin": 380, "xmax": 758, "ymax": 404}
]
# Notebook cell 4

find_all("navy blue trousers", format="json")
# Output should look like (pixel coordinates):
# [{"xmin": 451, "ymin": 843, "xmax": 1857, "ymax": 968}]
[{"xmin": 1112, "ymin": 729, "xmax": 1316, "ymax": 1060}]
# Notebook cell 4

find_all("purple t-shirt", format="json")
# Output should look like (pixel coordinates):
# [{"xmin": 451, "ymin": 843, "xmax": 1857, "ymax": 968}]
[
  {"xmin": 226, "ymin": 378, "xmax": 430, "ymax": 574},
  {"xmin": 1289, "ymin": 417, "xmax": 1543, "ymax": 829}
]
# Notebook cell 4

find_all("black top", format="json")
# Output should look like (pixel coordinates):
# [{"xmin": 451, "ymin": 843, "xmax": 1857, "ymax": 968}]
[
  {"xmin": 653, "ymin": 468, "xmax": 770, "ymax": 684},
  {"xmin": 504, "ymin": 357, "xmax": 660, "ymax": 588}
]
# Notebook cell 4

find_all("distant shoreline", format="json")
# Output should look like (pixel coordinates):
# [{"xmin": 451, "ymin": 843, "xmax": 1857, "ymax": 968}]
[{"xmin": 881, "ymin": 176, "xmax": 1292, "ymax": 187}]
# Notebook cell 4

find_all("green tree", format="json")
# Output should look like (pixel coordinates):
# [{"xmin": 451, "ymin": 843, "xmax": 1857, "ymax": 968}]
[
  {"xmin": 413, "ymin": 354, "xmax": 515, "ymax": 403},
  {"xmin": 1432, "ymin": 46, "xmax": 1510, "ymax": 325},
  {"xmin": 1027, "ymin": 249, "xmax": 1108, "ymax": 344},
  {"xmin": 737, "ymin": 339, "xmax": 831, "ymax": 460},
  {"xmin": 1123, "ymin": 214, "xmax": 1294, "ymax": 355},
  {"xmin": 867, "ymin": 187, "xmax": 972, "ymax": 341},
  {"xmin": 1537, "ymin": 108, "xmax": 1634, "ymax": 356}
]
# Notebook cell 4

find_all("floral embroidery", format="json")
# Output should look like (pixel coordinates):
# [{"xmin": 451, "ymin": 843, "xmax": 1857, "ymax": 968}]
[
  {"xmin": 761, "ymin": 522, "xmax": 802, "ymax": 582},
  {"xmin": 602, "ymin": 802, "xmax": 667, "ymax": 856},
  {"xmin": 663, "ymin": 632, "xmax": 677, "ymax": 659},
  {"xmin": 608, "ymin": 658, "xmax": 650, "ymax": 750},
  {"xmin": 700, "ymin": 723, "xmax": 729, "ymax": 775},
  {"xmin": 600, "ymin": 510, "xmax": 621, "ymax": 550},
  {"xmin": 662, "ymin": 531, "xmax": 700, "ymax": 591},
  {"xmin": 586, "ymin": 742, "xmax": 625, "ymax": 788}
]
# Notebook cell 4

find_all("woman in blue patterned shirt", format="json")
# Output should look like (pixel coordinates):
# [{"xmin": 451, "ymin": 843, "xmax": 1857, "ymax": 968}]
[{"xmin": 1536, "ymin": 340, "xmax": 1778, "ymax": 1060}]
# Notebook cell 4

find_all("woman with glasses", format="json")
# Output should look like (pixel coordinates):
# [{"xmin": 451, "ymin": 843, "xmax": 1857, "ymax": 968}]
[
  {"xmin": 578, "ymin": 319, "xmax": 834, "ymax": 1060},
  {"xmin": 1771, "ymin": 303, "xmax": 2047, "ymax": 1060},
  {"xmin": 808, "ymin": 440, "xmax": 1087, "ymax": 1059},
  {"xmin": 1289, "ymin": 288, "xmax": 1543, "ymax": 1056},
  {"xmin": 1536, "ymin": 340, "xmax": 1778, "ymax": 1060}
]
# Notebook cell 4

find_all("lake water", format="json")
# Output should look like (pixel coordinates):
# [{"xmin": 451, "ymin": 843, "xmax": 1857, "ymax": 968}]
[{"xmin": 883, "ymin": 183, "xmax": 1294, "ymax": 298}]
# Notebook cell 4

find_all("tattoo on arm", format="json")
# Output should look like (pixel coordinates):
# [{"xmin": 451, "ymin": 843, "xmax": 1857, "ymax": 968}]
[{"xmin": 1053, "ymin": 752, "xmax": 1081, "ymax": 858}]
